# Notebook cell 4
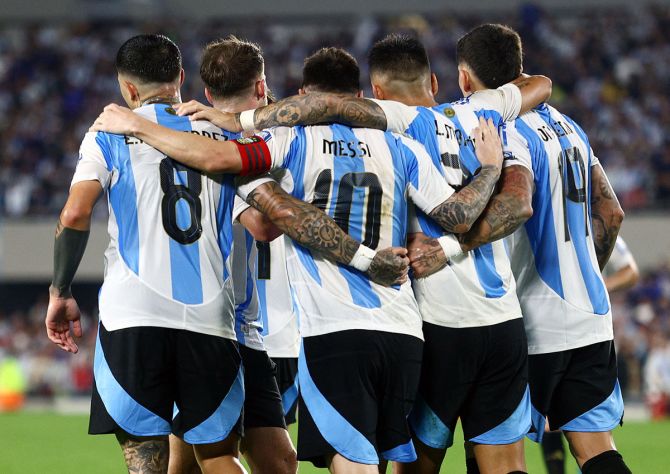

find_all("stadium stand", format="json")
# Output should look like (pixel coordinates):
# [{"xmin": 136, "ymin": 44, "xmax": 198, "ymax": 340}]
[{"xmin": 0, "ymin": 5, "xmax": 669, "ymax": 217}]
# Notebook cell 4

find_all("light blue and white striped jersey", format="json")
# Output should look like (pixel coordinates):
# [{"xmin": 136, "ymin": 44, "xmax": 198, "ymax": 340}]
[
  {"xmin": 241, "ymin": 124, "xmax": 453, "ymax": 339},
  {"xmin": 373, "ymin": 86, "xmax": 523, "ymax": 327},
  {"xmin": 72, "ymin": 103, "xmax": 237, "ymax": 339},
  {"xmin": 503, "ymin": 103, "xmax": 613, "ymax": 354}
]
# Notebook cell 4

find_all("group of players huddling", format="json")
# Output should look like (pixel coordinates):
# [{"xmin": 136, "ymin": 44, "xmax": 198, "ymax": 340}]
[{"xmin": 45, "ymin": 22, "xmax": 632, "ymax": 474}]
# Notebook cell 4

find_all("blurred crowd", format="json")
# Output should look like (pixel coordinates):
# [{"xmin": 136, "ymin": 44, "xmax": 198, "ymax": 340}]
[
  {"xmin": 1, "ymin": 263, "xmax": 670, "ymax": 417},
  {"xmin": 0, "ymin": 4, "xmax": 670, "ymax": 216}
]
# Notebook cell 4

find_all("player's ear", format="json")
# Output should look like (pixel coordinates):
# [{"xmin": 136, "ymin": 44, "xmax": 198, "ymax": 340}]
[
  {"xmin": 458, "ymin": 65, "xmax": 472, "ymax": 95},
  {"xmin": 298, "ymin": 87, "xmax": 306, "ymax": 96},
  {"xmin": 371, "ymin": 83, "xmax": 384, "ymax": 100},
  {"xmin": 356, "ymin": 90, "xmax": 364, "ymax": 98},
  {"xmin": 255, "ymin": 77, "xmax": 266, "ymax": 100},
  {"xmin": 204, "ymin": 87, "xmax": 214, "ymax": 106},
  {"xmin": 430, "ymin": 73, "xmax": 439, "ymax": 97},
  {"xmin": 179, "ymin": 69, "xmax": 185, "ymax": 87}
]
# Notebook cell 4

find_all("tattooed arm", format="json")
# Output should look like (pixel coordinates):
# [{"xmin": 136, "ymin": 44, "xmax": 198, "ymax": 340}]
[
  {"xmin": 458, "ymin": 165, "xmax": 534, "ymax": 251},
  {"xmin": 46, "ymin": 180, "xmax": 102, "ymax": 353},
  {"xmin": 590, "ymin": 163, "xmax": 624, "ymax": 270},
  {"xmin": 427, "ymin": 118, "xmax": 503, "ymax": 234},
  {"xmin": 244, "ymin": 181, "xmax": 409, "ymax": 286}
]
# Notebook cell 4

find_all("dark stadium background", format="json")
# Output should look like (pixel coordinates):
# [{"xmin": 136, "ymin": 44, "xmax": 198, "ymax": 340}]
[{"xmin": 0, "ymin": 0, "xmax": 669, "ymax": 472}]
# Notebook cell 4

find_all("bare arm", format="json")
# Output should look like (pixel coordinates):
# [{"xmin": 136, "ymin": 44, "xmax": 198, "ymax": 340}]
[
  {"xmin": 90, "ymin": 104, "xmax": 247, "ymax": 174},
  {"xmin": 605, "ymin": 263, "xmax": 639, "ymax": 293},
  {"xmin": 46, "ymin": 180, "xmax": 103, "ymax": 353},
  {"xmin": 512, "ymin": 74, "xmax": 553, "ymax": 114},
  {"xmin": 458, "ymin": 165, "xmax": 534, "ymax": 251},
  {"xmin": 238, "ymin": 207, "xmax": 283, "ymax": 242},
  {"xmin": 591, "ymin": 163, "xmax": 625, "ymax": 270},
  {"xmin": 245, "ymin": 181, "xmax": 409, "ymax": 286}
]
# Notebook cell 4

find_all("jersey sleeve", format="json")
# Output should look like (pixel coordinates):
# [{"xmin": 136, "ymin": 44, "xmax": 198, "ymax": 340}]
[
  {"xmin": 590, "ymin": 149, "xmax": 600, "ymax": 167},
  {"xmin": 232, "ymin": 195, "xmax": 251, "ymax": 223},
  {"xmin": 231, "ymin": 126, "xmax": 295, "ymax": 175},
  {"xmin": 234, "ymin": 173, "xmax": 277, "ymax": 203},
  {"xmin": 502, "ymin": 122, "xmax": 534, "ymax": 177},
  {"xmin": 71, "ymin": 132, "xmax": 112, "ymax": 189},
  {"xmin": 468, "ymin": 83, "xmax": 522, "ymax": 122},
  {"xmin": 399, "ymin": 135, "xmax": 454, "ymax": 214},
  {"xmin": 369, "ymin": 99, "xmax": 419, "ymax": 133}
]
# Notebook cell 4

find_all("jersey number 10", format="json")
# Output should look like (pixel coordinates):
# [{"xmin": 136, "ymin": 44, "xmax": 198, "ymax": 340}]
[{"xmin": 312, "ymin": 170, "xmax": 383, "ymax": 249}]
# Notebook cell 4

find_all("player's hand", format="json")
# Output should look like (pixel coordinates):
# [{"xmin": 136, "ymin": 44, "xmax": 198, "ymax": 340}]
[
  {"xmin": 90, "ymin": 104, "xmax": 141, "ymax": 136},
  {"xmin": 45, "ymin": 286, "xmax": 82, "ymax": 354},
  {"xmin": 173, "ymin": 101, "xmax": 242, "ymax": 132},
  {"xmin": 473, "ymin": 116, "xmax": 504, "ymax": 171},
  {"xmin": 407, "ymin": 233, "xmax": 448, "ymax": 279},
  {"xmin": 367, "ymin": 247, "xmax": 410, "ymax": 287}
]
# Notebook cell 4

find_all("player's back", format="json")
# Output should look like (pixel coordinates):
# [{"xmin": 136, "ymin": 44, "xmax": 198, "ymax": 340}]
[
  {"xmin": 84, "ymin": 103, "xmax": 237, "ymax": 339},
  {"xmin": 503, "ymin": 103, "xmax": 612, "ymax": 354},
  {"xmin": 261, "ymin": 123, "xmax": 450, "ymax": 340}
]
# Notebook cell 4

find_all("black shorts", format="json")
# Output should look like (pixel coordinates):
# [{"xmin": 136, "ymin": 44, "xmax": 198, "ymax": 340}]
[
  {"xmin": 409, "ymin": 318, "xmax": 530, "ymax": 448},
  {"xmin": 272, "ymin": 357, "xmax": 299, "ymax": 425},
  {"xmin": 298, "ymin": 330, "xmax": 423, "ymax": 467},
  {"xmin": 528, "ymin": 340, "xmax": 624, "ymax": 442},
  {"xmin": 239, "ymin": 345, "xmax": 286, "ymax": 430},
  {"xmin": 89, "ymin": 323, "xmax": 243, "ymax": 444}
]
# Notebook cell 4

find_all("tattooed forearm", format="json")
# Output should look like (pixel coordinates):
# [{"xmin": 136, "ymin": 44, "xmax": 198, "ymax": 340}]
[
  {"xmin": 407, "ymin": 233, "xmax": 449, "ymax": 279},
  {"xmin": 429, "ymin": 166, "xmax": 501, "ymax": 234},
  {"xmin": 52, "ymin": 219, "xmax": 90, "ymax": 298},
  {"xmin": 117, "ymin": 435, "xmax": 168, "ymax": 474},
  {"xmin": 243, "ymin": 93, "xmax": 387, "ymax": 130},
  {"xmin": 459, "ymin": 166, "xmax": 534, "ymax": 252},
  {"xmin": 368, "ymin": 248, "xmax": 409, "ymax": 286},
  {"xmin": 246, "ymin": 182, "xmax": 360, "ymax": 265},
  {"xmin": 590, "ymin": 164, "xmax": 624, "ymax": 270}
]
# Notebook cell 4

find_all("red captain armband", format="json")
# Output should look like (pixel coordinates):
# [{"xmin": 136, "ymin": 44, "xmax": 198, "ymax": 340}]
[{"xmin": 233, "ymin": 136, "xmax": 272, "ymax": 176}]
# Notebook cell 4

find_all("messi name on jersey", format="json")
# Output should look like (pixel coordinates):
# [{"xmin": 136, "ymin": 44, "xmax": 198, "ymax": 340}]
[{"xmin": 322, "ymin": 138, "xmax": 372, "ymax": 158}]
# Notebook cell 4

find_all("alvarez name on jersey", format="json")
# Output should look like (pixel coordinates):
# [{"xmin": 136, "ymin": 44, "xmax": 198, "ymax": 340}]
[{"xmin": 73, "ymin": 103, "xmax": 237, "ymax": 339}]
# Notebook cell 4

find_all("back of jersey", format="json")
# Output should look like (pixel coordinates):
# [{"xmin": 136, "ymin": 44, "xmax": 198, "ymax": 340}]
[
  {"xmin": 74, "ymin": 103, "xmax": 237, "ymax": 339},
  {"xmin": 259, "ymin": 124, "xmax": 452, "ymax": 339},
  {"xmin": 504, "ymin": 103, "xmax": 612, "ymax": 354}
]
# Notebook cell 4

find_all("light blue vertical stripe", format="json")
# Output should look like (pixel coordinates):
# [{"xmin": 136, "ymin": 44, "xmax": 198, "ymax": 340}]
[
  {"xmin": 472, "ymin": 244, "xmax": 506, "ymax": 298},
  {"xmin": 154, "ymin": 104, "xmax": 203, "ymax": 304},
  {"xmin": 515, "ymin": 119, "xmax": 565, "ymax": 298},
  {"xmin": 106, "ymin": 133, "xmax": 140, "ymax": 275},
  {"xmin": 329, "ymin": 124, "xmax": 380, "ymax": 309},
  {"xmin": 257, "ymin": 278, "xmax": 269, "ymax": 336},
  {"xmin": 216, "ymin": 177, "xmax": 235, "ymax": 282},
  {"xmin": 384, "ymin": 133, "xmax": 408, "ymax": 248},
  {"xmin": 298, "ymin": 341, "xmax": 378, "ymax": 464},
  {"xmin": 536, "ymin": 109, "xmax": 608, "ymax": 314}
]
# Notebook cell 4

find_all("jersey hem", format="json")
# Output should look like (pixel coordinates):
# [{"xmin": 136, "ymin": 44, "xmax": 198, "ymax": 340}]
[
  {"xmin": 527, "ymin": 335, "xmax": 614, "ymax": 356},
  {"xmin": 99, "ymin": 315, "xmax": 237, "ymax": 340},
  {"xmin": 421, "ymin": 311, "xmax": 522, "ymax": 329}
]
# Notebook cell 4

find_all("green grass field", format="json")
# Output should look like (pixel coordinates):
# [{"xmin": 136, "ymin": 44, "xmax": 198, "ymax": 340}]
[{"xmin": 0, "ymin": 412, "xmax": 668, "ymax": 473}]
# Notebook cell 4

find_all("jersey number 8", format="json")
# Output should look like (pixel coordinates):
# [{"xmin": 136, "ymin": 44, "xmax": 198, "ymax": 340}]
[{"xmin": 159, "ymin": 158, "xmax": 203, "ymax": 244}]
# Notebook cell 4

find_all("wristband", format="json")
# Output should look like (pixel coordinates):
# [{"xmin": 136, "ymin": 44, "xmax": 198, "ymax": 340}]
[
  {"xmin": 437, "ymin": 234, "xmax": 464, "ymax": 260},
  {"xmin": 349, "ymin": 245, "xmax": 377, "ymax": 272},
  {"xmin": 233, "ymin": 136, "xmax": 272, "ymax": 176},
  {"xmin": 239, "ymin": 109, "xmax": 256, "ymax": 132}
]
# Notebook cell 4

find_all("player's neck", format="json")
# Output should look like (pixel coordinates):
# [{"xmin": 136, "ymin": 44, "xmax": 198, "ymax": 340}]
[
  {"xmin": 385, "ymin": 90, "xmax": 437, "ymax": 108},
  {"xmin": 137, "ymin": 87, "xmax": 181, "ymax": 108},
  {"xmin": 212, "ymin": 95, "xmax": 266, "ymax": 114}
]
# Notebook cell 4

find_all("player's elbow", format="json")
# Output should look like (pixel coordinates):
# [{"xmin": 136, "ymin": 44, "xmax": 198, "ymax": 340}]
[
  {"xmin": 248, "ymin": 223, "xmax": 282, "ymax": 242},
  {"xmin": 60, "ymin": 203, "xmax": 93, "ymax": 229},
  {"xmin": 537, "ymin": 75, "xmax": 553, "ymax": 102},
  {"xmin": 517, "ymin": 200, "xmax": 534, "ymax": 223}
]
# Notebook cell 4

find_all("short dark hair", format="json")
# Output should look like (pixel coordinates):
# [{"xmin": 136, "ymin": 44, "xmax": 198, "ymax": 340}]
[
  {"xmin": 116, "ymin": 34, "xmax": 182, "ymax": 84},
  {"xmin": 368, "ymin": 34, "xmax": 431, "ymax": 82},
  {"xmin": 200, "ymin": 36, "xmax": 264, "ymax": 99},
  {"xmin": 302, "ymin": 47, "xmax": 360, "ymax": 94},
  {"xmin": 456, "ymin": 24, "xmax": 523, "ymax": 88}
]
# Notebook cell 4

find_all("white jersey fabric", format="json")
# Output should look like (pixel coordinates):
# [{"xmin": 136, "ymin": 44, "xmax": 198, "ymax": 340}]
[
  {"xmin": 373, "ymin": 84, "xmax": 523, "ymax": 328},
  {"xmin": 503, "ymin": 103, "xmax": 612, "ymax": 354},
  {"xmin": 238, "ymin": 124, "xmax": 454, "ymax": 339},
  {"xmin": 72, "ymin": 103, "xmax": 237, "ymax": 339}
]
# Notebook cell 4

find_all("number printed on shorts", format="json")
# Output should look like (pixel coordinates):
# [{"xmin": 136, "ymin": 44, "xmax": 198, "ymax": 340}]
[{"xmin": 159, "ymin": 157, "xmax": 203, "ymax": 244}]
